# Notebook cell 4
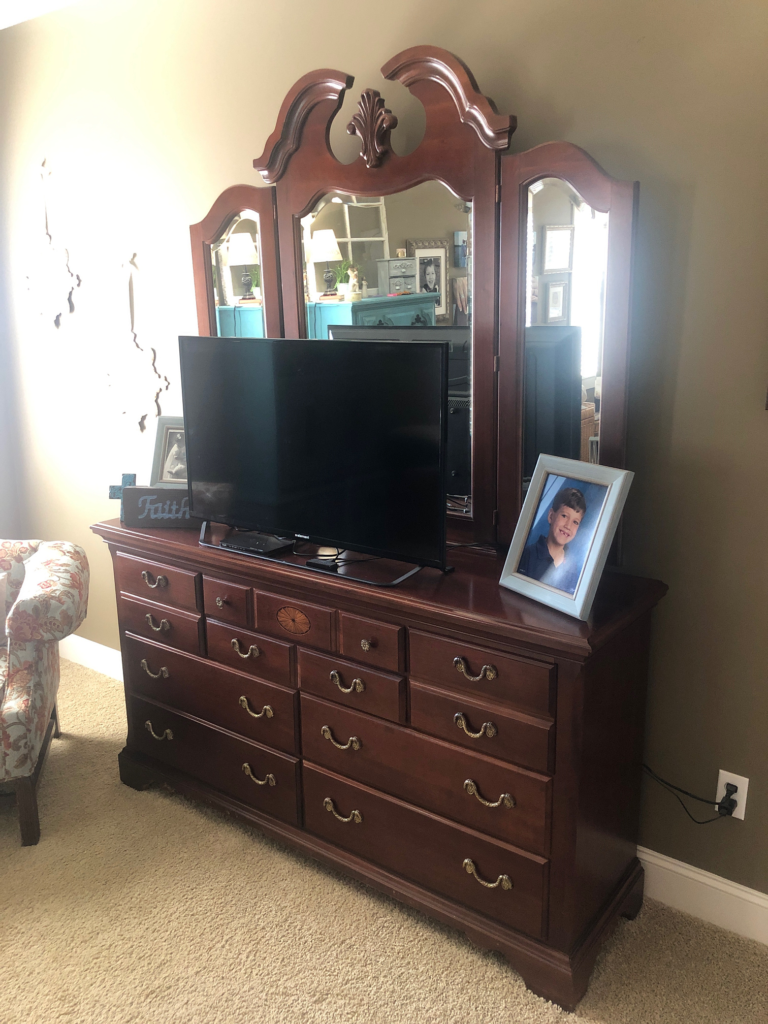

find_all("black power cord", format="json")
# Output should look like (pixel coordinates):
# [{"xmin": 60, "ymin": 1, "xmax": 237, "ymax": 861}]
[{"xmin": 642, "ymin": 764, "xmax": 738, "ymax": 825}]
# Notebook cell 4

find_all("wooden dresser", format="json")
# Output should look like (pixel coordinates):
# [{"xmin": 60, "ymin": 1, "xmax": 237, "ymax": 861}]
[{"xmin": 92, "ymin": 518, "xmax": 666, "ymax": 1009}]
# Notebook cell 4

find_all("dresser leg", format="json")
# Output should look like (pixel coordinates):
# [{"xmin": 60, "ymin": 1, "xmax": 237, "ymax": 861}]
[
  {"xmin": 619, "ymin": 864, "xmax": 645, "ymax": 921},
  {"xmin": 118, "ymin": 748, "xmax": 157, "ymax": 791}
]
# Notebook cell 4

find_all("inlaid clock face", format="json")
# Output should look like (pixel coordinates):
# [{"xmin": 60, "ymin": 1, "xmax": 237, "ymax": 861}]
[{"xmin": 276, "ymin": 606, "xmax": 311, "ymax": 635}]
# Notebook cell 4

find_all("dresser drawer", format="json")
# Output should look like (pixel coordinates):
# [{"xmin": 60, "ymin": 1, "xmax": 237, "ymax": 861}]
[
  {"xmin": 304, "ymin": 764, "xmax": 548, "ymax": 940},
  {"xmin": 298, "ymin": 649, "xmax": 406, "ymax": 724},
  {"xmin": 409, "ymin": 631, "xmax": 555, "ymax": 718},
  {"xmin": 123, "ymin": 634, "xmax": 299, "ymax": 754},
  {"xmin": 410, "ymin": 681, "xmax": 554, "ymax": 774},
  {"xmin": 300, "ymin": 695, "xmax": 551, "ymax": 856},
  {"xmin": 339, "ymin": 612, "xmax": 404, "ymax": 673},
  {"xmin": 207, "ymin": 619, "xmax": 294, "ymax": 686},
  {"xmin": 202, "ymin": 576, "xmax": 252, "ymax": 628},
  {"xmin": 126, "ymin": 694, "xmax": 300, "ymax": 825},
  {"xmin": 115, "ymin": 551, "xmax": 199, "ymax": 612},
  {"xmin": 255, "ymin": 591, "xmax": 336, "ymax": 651},
  {"xmin": 118, "ymin": 594, "xmax": 204, "ymax": 655}
]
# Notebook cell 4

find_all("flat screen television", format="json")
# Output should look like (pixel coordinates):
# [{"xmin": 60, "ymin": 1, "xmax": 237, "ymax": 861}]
[
  {"xmin": 523, "ymin": 326, "xmax": 582, "ymax": 480},
  {"xmin": 178, "ymin": 336, "xmax": 449, "ymax": 570}
]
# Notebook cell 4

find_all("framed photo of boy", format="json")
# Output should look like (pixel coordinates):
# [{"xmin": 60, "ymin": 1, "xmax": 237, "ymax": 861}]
[
  {"xmin": 500, "ymin": 455, "xmax": 633, "ymax": 620},
  {"xmin": 150, "ymin": 416, "xmax": 187, "ymax": 487}
]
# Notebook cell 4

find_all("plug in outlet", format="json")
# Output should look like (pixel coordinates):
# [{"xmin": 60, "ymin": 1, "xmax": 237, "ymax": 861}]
[{"xmin": 715, "ymin": 770, "xmax": 749, "ymax": 820}]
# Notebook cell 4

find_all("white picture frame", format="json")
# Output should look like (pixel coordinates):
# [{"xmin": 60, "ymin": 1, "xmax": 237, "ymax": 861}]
[
  {"xmin": 499, "ymin": 455, "xmax": 633, "ymax": 620},
  {"xmin": 542, "ymin": 224, "xmax": 574, "ymax": 274},
  {"xmin": 407, "ymin": 238, "xmax": 449, "ymax": 318},
  {"xmin": 150, "ymin": 416, "xmax": 187, "ymax": 487}
]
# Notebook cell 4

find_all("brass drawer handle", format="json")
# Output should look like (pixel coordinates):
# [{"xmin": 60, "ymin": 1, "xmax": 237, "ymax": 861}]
[
  {"xmin": 454, "ymin": 656, "xmax": 497, "ymax": 682},
  {"xmin": 321, "ymin": 725, "xmax": 361, "ymax": 751},
  {"xmin": 360, "ymin": 639, "xmax": 375, "ymax": 652},
  {"xmin": 145, "ymin": 720, "xmax": 173, "ymax": 741},
  {"xmin": 215, "ymin": 597, "xmax": 226, "ymax": 608},
  {"xmin": 239, "ymin": 696, "xmax": 273, "ymax": 719},
  {"xmin": 141, "ymin": 570, "xmax": 168, "ymax": 589},
  {"xmin": 330, "ymin": 669, "xmax": 365, "ymax": 694},
  {"xmin": 323, "ymin": 797, "xmax": 362, "ymax": 824},
  {"xmin": 463, "ymin": 858, "xmax": 513, "ymax": 890},
  {"xmin": 464, "ymin": 779, "xmax": 515, "ymax": 809},
  {"xmin": 454, "ymin": 712, "xmax": 497, "ymax": 740},
  {"xmin": 145, "ymin": 613, "xmax": 170, "ymax": 633},
  {"xmin": 242, "ymin": 763, "xmax": 276, "ymax": 786},
  {"xmin": 231, "ymin": 638, "xmax": 260, "ymax": 659},
  {"xmin": 140, "ymin": 659, "xmax": 169, "ymax": 680}
]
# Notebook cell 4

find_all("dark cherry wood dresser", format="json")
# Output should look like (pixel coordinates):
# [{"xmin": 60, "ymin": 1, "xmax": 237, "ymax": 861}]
[{"xmin": 92, "ymin": 518, "xmax": 666, "ymax": 1008}]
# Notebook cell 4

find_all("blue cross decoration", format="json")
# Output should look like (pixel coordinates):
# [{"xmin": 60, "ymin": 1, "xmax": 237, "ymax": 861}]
[{"xmin": 109, "ymin": 474, "xmax": 136, "ymax": 522}]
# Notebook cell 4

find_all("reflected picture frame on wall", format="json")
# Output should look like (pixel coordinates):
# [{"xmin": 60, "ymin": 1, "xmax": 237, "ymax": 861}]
[
  {"xmin": 407, "ymin": 238, "xmax": 449, "ymax": 318},
  {"xmin": 545, "ymin": 279, "xmax": 569, "ymax": 323},
  {"xmin": 500, "ymin": 455, "xmax": 633, "ymax": 620},
  {"xmin": 150, "ymin": 416, "xmax": 187, "ymax": 488},
  {"xmin": 542, "ymin": 224, "xmax": 574, "ymax": 274}
]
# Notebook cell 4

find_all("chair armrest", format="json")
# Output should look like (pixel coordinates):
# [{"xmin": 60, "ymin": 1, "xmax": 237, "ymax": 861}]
[{"xmin": 5, "ymin": 542, "xmax": 90, "ymax": 643}]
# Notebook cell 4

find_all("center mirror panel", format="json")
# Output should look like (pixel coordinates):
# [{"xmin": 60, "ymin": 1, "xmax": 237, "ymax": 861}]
[
  {"xmin": 300, "ymin": 182, "xmax": 474, "ymax": 512},
  {"xmin": 212, "ymin": 210, "xmax": 265, "ymax": 338},
  {"xmin": 523, "ymin": 177, "xmax": 608, "ymax": 489}
]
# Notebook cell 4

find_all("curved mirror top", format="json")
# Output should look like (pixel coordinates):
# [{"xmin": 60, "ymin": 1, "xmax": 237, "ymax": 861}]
[
  {"xmin": 300, "ymin": 182, "xmax": 474, "ymax": 512},
  {"xmin": 523, "ymin": 177, "xmax": 609, "ymax": 487},
  {"xmin": 211, "ymin": 210, "xmax": 265, "ymax": 338}
]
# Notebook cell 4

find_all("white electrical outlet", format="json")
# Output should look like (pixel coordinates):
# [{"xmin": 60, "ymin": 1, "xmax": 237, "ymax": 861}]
[{"xmin": 715, "ymin": 770, "xmax": 749, "ymax": 820}]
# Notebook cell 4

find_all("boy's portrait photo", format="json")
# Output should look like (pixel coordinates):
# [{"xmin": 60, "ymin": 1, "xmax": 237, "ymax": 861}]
[
  {"xmin": 500, "ymin": 455, "xmax": 634, "ymax": 620},
  {"xmin": 516, "ymin": 475, "xmax": 609, "ymax": 595}
]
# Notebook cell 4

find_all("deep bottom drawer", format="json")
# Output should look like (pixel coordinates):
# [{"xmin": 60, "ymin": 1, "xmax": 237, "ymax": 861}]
[
  {"xmin": 303, "ymin": 763, "xmax": 548, "ymax": 940},
  {"xmin": 126, "ymin": 695, "xmax": 300, "ymax": 826}
]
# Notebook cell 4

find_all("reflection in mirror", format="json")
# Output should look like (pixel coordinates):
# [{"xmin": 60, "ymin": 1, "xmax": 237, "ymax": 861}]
[
  {"xmin": 523, "ymin": 178, "xmax": 609, "ymax": 489},
  {"xmin": 300, "ymin": 182, "xmax": 473, "ymax": 513},
  {"xmin": 211, "ymin": 211, "xmax": 265, "ymax": 337}
]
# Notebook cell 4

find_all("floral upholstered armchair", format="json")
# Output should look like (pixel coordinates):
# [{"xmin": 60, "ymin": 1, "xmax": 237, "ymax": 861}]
[{"xmin": 1, "ymin": 540, "xmax": 89, "ymax": 845}]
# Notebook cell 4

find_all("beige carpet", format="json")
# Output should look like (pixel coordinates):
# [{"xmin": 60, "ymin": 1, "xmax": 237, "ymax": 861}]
[{"xmin": 1, "ymin": 662, "xmax": 766, "ymax": 1024}]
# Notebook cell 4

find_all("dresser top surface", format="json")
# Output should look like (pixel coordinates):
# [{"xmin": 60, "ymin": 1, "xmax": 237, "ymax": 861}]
[{"xmin": 93, "ymin": 519, "xmax": 666, "ymax": 660}]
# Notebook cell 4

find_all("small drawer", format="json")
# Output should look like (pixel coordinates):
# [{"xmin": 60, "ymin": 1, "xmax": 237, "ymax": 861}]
[
  {"xmin": 303, "ymin": 764, "xmax": 548, "ymax": 940},
  {"xmin": 339, "ymin": 613, "xmax": 403, "ymax": 673},
  {"xmin": 203, "ymin": 576, "xmax": 252, "ymax": 627},
  {"xmin": 410, "ymin": 681, "xmax": 553, "ymax": 774},
  {"xmin": 123, "ymin": 634, "xmax": 299, "ymax": 754},
  {"xmin": 255, "ymin": 591, "xmax": 336, "ymax": 652},
  {"xmin": 115, "ymin": 551, "xmax": 199, "ymax": 612},
  {"xmin": 409, "ymin": 630, "xmax": 555, "ymax": 718},
  {"xmin": 390, "ymin": 259, "xmax": 415, "ymax": 276},
  {"xmin": 300, "ymin": 694, "xmax": 551, "ymax": 856},
  {"xmin": 126, "ymin": 694, "xmax": 300, "ymax": 825},
  {"xmin": 299, "ymin": 649, "xmax": 406, "ymax": 724},
  {"xmin": 118, "ymin": 594, "xmax": 204, "ymax": 655},
  {"xmin": 207, "ymin": 619, "xmax": 294, "ymax": 687}
]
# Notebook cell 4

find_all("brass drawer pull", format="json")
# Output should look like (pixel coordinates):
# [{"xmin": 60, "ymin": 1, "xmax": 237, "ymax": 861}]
[
  {"xmin": 323, "ymin": 797, "xmax": 362, "ymax": 824},
  {"xmin": 140, "ymin": 659, "xmax": 169, "ymax": 680},
  {"xmin": 321, "ymin": 725, "xmax": 361, "ymax": 751},
  {"xmin": 454, "ymin": 656, "xmax": 497, "ymax": 682},
  {"xmin": 454, "ymin": 712, "xmax": 497, "ymax": 739},
  {"xmin": 330, "ymin": 669, "xmax": 365, "ymax": 694},
  {"xmin": 239, "ymin": 696, "xmax": 273, "ymax": 719},
  {"xmin": 242, "ymin": 763, "xmax": 276, "ymax": 786},
  {"xmin": 145, "ymin": 613, "xmax": 170, "ymax": 633},
  {"xmin": 215, "ymin": 597, "xmax": 226, "ymax": 608},
  {"xmin": 145, "ymin": 720, "xmax": 173, "ymax": 741},
  {"xmin": 462, "ymin": 858, "xmax": 513, "ymax": 890},
  {"xmin": 464, "ymin": 779, "xmax": 515, "ymax": 809},
  {"xmin": 231, "ymin": 638, "xmax": 260, "ymax": 659},
  {"xmin": 141, "ymin": 570, "xmax": 168, "ymax": 589},
  {"xmin": 360, "ymin": 638, "xmax": 375, "ymax": 652}
]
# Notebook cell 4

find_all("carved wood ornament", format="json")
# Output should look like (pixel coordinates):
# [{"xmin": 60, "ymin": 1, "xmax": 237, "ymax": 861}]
[{"xmin": 346, "ymin": 89, "xmax": 398, "ymax": 169}]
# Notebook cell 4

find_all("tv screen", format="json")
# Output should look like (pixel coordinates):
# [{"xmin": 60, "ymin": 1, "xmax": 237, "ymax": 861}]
[{"xmin": 179, "ymin": 336, "xmax": 449, "ymax": 569}]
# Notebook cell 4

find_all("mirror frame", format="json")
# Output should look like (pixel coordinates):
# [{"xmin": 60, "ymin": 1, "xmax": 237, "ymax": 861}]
[
  {"xmin": 497, "ymin": 142, "xmax": 638, "ymax": 546},
  {"xmin": 190, "ymin": 184, "xmax": 283, "ymax": 339},
  {"xmin": 251, "ymin": 47, "xmax": 516, "ymax": 544}
]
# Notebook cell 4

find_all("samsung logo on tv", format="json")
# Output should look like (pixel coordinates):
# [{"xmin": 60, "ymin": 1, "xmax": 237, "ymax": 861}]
[{"xmin": 295, "ymin": 534, "xmax": 309, "ymax": 540}]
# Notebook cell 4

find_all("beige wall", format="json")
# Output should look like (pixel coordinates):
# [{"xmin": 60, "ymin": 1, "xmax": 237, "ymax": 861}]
[{"xmin": 1, "ymin": 0, "xmax": 767, "ymax": 892}]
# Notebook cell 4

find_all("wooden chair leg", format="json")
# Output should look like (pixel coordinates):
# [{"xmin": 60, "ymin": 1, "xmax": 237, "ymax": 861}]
[
  {"xmin": 15, "ymin": 777, "xmax": 41, "ymax": 846},
  {"xmin": 52, "ymin": 702, "xmax": 61, "ymax": 739}
]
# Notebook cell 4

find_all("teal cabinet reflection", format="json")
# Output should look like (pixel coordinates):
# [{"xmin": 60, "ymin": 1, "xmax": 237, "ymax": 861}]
[{"xmin": 216, "ymin": 304, "xmax": 265, "ymax": 338}]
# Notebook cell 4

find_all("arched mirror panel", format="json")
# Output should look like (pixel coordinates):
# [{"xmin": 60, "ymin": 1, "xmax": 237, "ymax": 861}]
[
  {"xmin": 497, "ymin": 142, "xmax": 637, "ymax": 545},
  {"xmin": 190, "ymin": 184, "xmax": 283, "ymax": 340}
]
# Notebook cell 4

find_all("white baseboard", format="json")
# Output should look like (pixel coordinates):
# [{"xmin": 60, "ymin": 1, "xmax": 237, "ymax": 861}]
[
  {"xmin": 638, "ymin": 845, "xmax": 768, "ymax": 945},
  {"xmin": 59, "ymin": 634, "xmax": 123, "ymax": 681}
]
